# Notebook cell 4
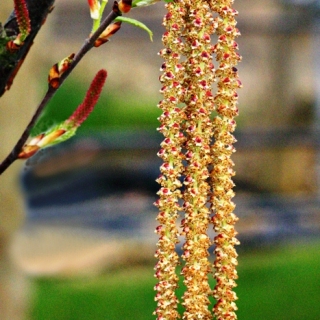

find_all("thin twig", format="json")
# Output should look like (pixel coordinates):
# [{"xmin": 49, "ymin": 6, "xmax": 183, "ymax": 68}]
[{"xmin": 0, "ymin": 6, "xmax": 120, "ymax": 175}]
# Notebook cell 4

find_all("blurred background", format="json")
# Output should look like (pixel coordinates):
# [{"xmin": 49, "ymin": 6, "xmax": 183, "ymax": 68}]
[{"xmin": 0, "ymin": 0, "xmax": 320, "ymax": 319}]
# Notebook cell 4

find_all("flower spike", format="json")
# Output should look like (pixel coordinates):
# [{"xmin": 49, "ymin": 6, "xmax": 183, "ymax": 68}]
[
  {"xmin": 13, "ymin": 0, "xmax": 31, "ymax": 46},
  {"xmin": 67, "ymin": 69, "xmax": 107, "ymax": 126},
  {"xmin": 18, "ymin": 69, "xmax": 107, "ymax": 160}
]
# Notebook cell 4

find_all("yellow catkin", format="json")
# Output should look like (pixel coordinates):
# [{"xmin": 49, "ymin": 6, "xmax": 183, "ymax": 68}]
[
  {"xmin": 209, "ymin": 1, "xmax": 241, "ymax": 319},
  {"xmin": 180, "ymin": 1, "xmax": 216, "ymax": 319},
  {"xmin": 154, "ymin": 2, "xmax": 186, "ymax": 319},
  {"xmin": 155, "ymin": 1, "xmax": 241, "ymax": 319}
]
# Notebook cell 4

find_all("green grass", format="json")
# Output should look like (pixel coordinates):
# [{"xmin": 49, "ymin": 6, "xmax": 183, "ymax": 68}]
[
  {"xmin": 30, "ymin": 267, "xmax": 157, "ymax": 320},
  {"xmin": 236, "ymin": 241, "xmax": 320, "ymax": 319},
  {"xmin": 30, "ymin": 241, "xmax": 320, "ymax": 320}
]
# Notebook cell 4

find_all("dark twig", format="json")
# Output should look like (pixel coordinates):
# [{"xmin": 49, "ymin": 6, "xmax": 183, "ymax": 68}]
[{"xmin": 0, "ymin": 5, "xmax": 121, "ymax": 175}]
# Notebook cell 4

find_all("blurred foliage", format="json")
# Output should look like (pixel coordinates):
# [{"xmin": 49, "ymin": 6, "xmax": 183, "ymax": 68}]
[
  {"xmin": 30, "ymin": 241, "xmax": 320, "ymax": 320},
  {"xmin": 32, "ymin": 79, "xmax": 161, "ymax": 136}
]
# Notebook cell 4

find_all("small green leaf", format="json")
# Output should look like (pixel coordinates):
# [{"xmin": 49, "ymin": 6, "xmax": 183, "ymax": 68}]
[
  {"xmin": 47, "ymin": 127, "xmax": 77, "ymax": 147},
  {"xmin": 115, "ymin": 16, "xmax": 153, "ymax": 41},
  {"xmin": 132, "ymin": 0, "xmax": 160, "ymax": 7},
  {"xmin": 39, "ymin": 122, "xmax": 77, "ymax": 148}
]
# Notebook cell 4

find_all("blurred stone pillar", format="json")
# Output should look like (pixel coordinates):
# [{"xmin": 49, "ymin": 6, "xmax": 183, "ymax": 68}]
[
  {"xmin": 234, "ymin": 0, "xmax": 316, "ymax": 194},
  {"xmin": 0, "ymin": 3, "xmax": 46, "ymax": 318},
  {"xmin": 0, "ymin": 89, "xmax": 34, "ymax": 320}
]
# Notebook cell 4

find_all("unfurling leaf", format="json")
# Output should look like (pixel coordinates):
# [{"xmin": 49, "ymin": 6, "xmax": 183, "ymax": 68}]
[
  {"xmin": 118, "ymin": 0, "xmax": 132, "ymax": 13},
  {"xmin": 94, "ymin": 22, "xmax": 122, "ymax": 47},
  {"xmin": 48, "ymin": 53, "xmax": 75, "ymax": 88},
  {"xmin": 87, "ymin": 0, "xmax": 101, "ymax": 20},
  {"xmin": 132, "ymin": 0, "xmax": 160, "ymax": 7},
  {"xmin": 115, "ymin": 16, "xmax": 153, "ymax": 41}
]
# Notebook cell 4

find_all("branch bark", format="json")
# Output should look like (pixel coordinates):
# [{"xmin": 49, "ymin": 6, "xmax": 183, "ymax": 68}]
[{"xmin": 0, "ymin": 0, "xmax": 55, "ymax": 97}]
